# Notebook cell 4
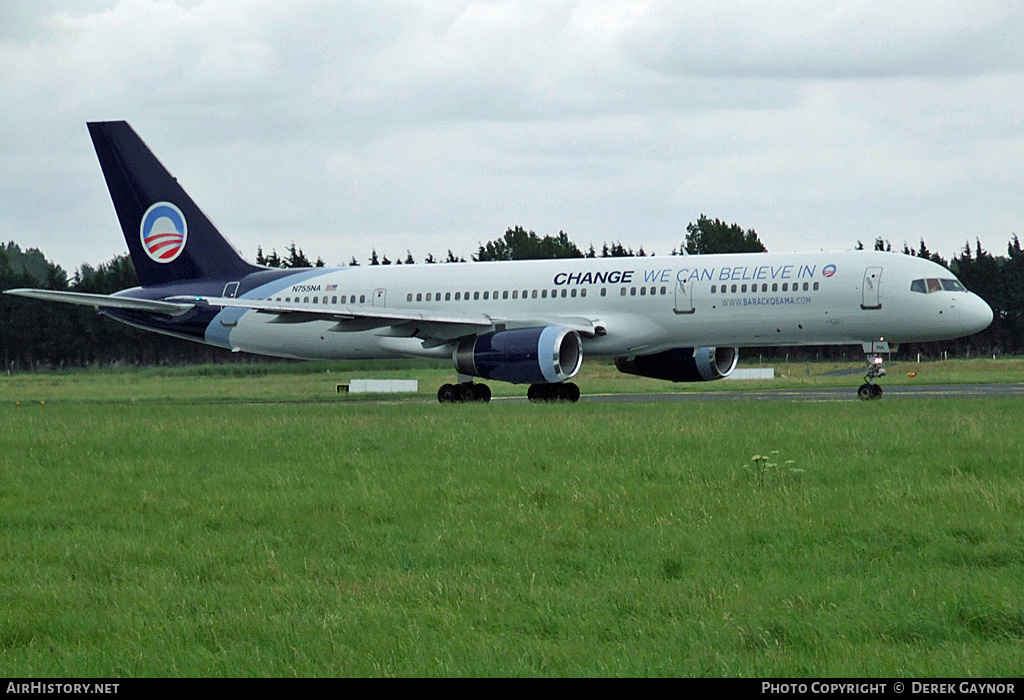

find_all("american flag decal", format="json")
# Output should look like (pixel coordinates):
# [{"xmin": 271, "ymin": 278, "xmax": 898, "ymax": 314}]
[{"xmin": 326, "ymin": 284, "xmax": 337, "ymax": 291}]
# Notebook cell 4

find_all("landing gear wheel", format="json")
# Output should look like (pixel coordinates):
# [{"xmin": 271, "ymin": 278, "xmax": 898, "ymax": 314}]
[
  {"xmin": 438, "ymin": 384, "xmax": 458, "ymax": 403},
  {"xmin": 528, "ymin": 382, "xmax": 580, "ymax": 403},
  {"xmin": 527, "ymin": 384, "xmax": 547, "ymax": 403},
  {"xmin": 857, "ymin": 382, "xmax": 884, "ymax": 400},
  {"xmin": 439, "ymin": 382, "xmax": 491, "ymax": 403},
  {"xmin": 857, "ymin": 352, "xmax": 887, "ymax": 401}
]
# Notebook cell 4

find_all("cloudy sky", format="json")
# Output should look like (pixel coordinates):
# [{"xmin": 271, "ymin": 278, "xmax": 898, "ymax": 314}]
[{"xmin": 2, "ymin": 0, "xmax": 1022, "ymax": 273}]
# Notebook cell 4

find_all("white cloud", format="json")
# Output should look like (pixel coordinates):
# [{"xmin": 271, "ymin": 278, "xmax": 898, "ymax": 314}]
[{"xmin": 0, "ymin": 0, "xmax": 1022, "ymax": 272}]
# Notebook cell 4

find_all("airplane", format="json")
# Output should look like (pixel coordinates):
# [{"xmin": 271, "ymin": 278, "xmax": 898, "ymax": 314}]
[{"xmin": 5, "ymin": 121, "xmax": 993, "ymax": 402}]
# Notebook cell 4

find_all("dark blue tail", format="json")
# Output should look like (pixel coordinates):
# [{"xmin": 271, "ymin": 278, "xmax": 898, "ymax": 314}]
[{"xmin": 87, "ymin": 121, "xmax": 259, "ymax": 287}]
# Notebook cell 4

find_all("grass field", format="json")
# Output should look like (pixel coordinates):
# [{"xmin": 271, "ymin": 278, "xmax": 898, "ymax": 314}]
[
  {"xmin": 3, "ymin": 355, "xmax": 1024, "ymax": 405},
  {"xmin": 1, "ymin": 360, "xmax": 1023, "ymax": 676}
]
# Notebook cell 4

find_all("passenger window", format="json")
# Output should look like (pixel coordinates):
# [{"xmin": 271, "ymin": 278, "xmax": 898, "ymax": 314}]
[
  {"xmin": 731, "ymin": 284, "xmax": 737, "ymax": 293},
  {"xmin": 532, "ymin": 290, "xmax": 538, "ymax": 299},
  {"xmin": 741, "ymin": 284, "xmax": 747, "ymax": 293},
  {"xmin": 332, "ymin": 296, "xmax": 337, "ymax": 304},
  {"xmin": 802, "ymin": 283, "xmax": 808, "ymax": 291},
  {"xmin": 303, "ymin": 297, "xmax": 309, "ymax": 303},
  {"xmin": 542, "ymin": 290, "xmax": 548, "ymax": 298},
  {"xmin": 630, "ymin": 287, "xmax": 637, "ymax": 296},
  {"xmin": 474, "ymin": 291, "xmax": 480, "ymax": 300},
  {"xmin": 445, "ymin": 292, "xmax": 451, "ymax": 301},
  {"xmin": 813, "ymin": 282, "xmax": 819, "ymax": 291},
  {"xmin": 772, "ymin": 283, "xmax": 778, "ymax": 292},
  {"xmin": 483, "ymin": 291, "xmax": 489, "ymax": 300},
  {"xmin": 661, "ymin": 287, "xmax": 666, "ymax": 295},
  {"xmin": 581, "ymin": 288, "xmax": 587, "ymax": 298},
  {"xmin": 620, "ymin": 287, "xmax": 626, "ymax": 296},
  {"xmin": 359, "ymin": 295, "xmax": 365, "ymax": 303},
  {"xmin": 782, "ymin": 283, "xmax": 788, "ymax": 292},
  {"xmin": 561, "ymin": 289, "xmax": 567, "ymax": 298},
  {"xmin": 640, "ymin": 287, "xmax": 646, "ymax": 296},
  {"xmin": 426, "ymin": 293, "xmax": 432, "ymax": 301},
  {"xmin": 711, "ymin": 285, "xmax": 717, "ymax": 293},
  {"xmin": 571, "ymin": 289, "xmax": 577, "ymax": 298}
]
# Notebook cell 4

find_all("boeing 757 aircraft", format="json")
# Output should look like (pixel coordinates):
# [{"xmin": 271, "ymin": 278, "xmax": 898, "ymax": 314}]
[{"xmin": 5, "ymin": 121, "xmax": 993, "ymax": 402}]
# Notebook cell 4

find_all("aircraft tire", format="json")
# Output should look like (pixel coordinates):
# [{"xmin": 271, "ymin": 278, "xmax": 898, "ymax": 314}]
[
  {"xmin": 857, "ymin": 383, "xmax": 874, "ymax": 401},
  {"xmin": 438, "ymin": 384, "xmax": 458, "ymax": 403}
]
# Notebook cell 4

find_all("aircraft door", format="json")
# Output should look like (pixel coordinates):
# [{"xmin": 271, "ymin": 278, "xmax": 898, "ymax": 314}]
[
  {"xmin": 372, "ymin": 288, "xmax": 387, "ymax": 307},
  {"xmin": 674, "ymin": 279, "xmax": 695, "ymax": 314},
  {"xmin": 861, "ymin": 267, "xmax": 882, "ymax": 310},
  {"xmin": 222, "ymin": 281, "xmax": 239, "ymax": 299}
]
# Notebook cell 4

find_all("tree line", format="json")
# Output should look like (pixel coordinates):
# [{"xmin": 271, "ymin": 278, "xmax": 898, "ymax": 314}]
[{"xmin": 1, "ymin": 216, "xmax": 1021, "ymax": 371}]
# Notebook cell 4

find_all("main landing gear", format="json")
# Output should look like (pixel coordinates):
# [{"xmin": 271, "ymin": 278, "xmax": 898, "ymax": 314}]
[
  {"xmin": 438, "ymin": 382, "xmax": 491, "ymax": 403},
  {"xmin": 436, "ymin": 381, "xmax": 582, "ymax": 403},
  {"xmin": 527, "ymin": 382, "xmax": 580, "ymax": 403},
  {"xmin": 857, "ymin": 354, "xmax": 886, "ymax": 400}
]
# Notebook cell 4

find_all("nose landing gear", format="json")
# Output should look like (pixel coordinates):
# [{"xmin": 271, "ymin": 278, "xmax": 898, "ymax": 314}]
[{"xmin": 857, "ymin": 354, "xmax": 886, "ymax": 400}]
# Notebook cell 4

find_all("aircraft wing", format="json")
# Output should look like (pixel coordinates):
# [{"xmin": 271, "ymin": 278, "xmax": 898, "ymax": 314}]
[
  {"xmin": 171, "ymin": 295, "xmax": 603, "ymax": 340},
  {"xmin": 3, "ymin": 288, "xmax": 195, "ymax": 316}
]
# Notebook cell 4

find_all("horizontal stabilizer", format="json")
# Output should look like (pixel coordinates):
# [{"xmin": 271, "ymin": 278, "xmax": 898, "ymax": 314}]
[{"xmin": 3, "ymin": 288, "xmax": 194, "ymax": 316}]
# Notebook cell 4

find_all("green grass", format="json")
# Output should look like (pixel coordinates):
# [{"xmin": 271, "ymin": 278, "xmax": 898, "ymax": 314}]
[
  {"xmin": 3, "ymin": 356, "xmax": 1024, "ymax": 406},
  {"xmin": 1, "ymin": 365, "xmax": 1023, "ymax": 676}
]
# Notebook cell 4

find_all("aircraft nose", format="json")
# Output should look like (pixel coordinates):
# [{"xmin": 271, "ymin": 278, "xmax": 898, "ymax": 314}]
[{"xmin": 964, "ymin": 294, "xmax": 994, "ymax": 333}]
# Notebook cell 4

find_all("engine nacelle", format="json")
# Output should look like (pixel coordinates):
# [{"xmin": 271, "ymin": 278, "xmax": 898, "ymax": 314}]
[
  {"xmin": 454, "ymin": 326, "xmax": 583, "ymax": 385},
  {"xmin": 614, "ymin": 346, "xmax": 738, "ymax": 382}
]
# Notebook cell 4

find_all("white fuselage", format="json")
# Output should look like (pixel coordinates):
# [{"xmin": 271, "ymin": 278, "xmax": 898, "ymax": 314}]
[{"xmin": 202, "ymin": 250, "xmax": 993, "ymax": 361}]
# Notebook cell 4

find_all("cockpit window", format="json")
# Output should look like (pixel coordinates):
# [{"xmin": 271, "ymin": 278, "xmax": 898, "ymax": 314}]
[{"xmin": 911, "ymin": 278, "xmax": 967, "ymax": 294}]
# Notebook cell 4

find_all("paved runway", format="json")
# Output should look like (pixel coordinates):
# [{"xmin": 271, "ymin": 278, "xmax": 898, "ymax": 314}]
[{"xmin": 575, "ymin": 383, "xmax": 1024, "ymax": 403}]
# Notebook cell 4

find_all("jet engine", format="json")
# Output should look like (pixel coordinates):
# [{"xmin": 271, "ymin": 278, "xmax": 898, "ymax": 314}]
[
  {"xmin": 454, "ymin": 326, "xmax": 583, "ymax": 385},
  {"xmin": 615, "ymin": 346, "xmax": 738, "ymax": 382}
]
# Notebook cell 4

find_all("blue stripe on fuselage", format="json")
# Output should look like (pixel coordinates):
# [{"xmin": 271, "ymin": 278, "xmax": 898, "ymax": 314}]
[{"xmin": 204, "ymin": 269, "xmax": 339, "ymax": 349}]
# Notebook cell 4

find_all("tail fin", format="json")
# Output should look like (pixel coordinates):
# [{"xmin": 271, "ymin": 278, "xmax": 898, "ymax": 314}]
[{"xmin": 87, "ymin": 121, "xmax": 259, "ymax": 287}]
